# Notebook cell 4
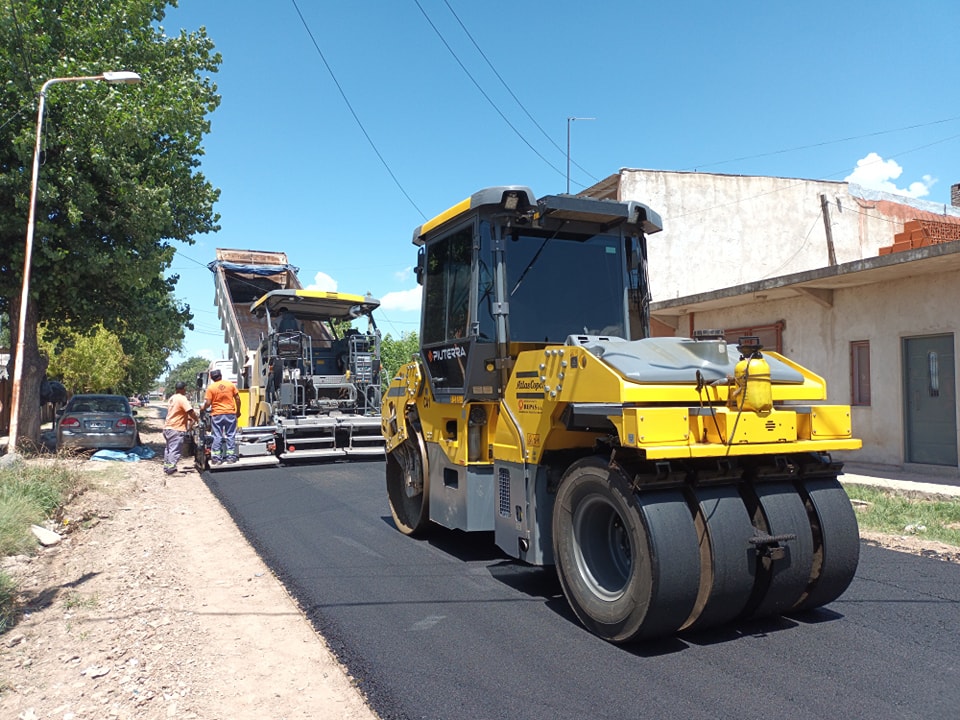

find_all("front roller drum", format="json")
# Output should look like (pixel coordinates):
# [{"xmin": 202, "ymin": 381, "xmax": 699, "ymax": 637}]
[
  {"xmin": 385, "ymin": 430, "xmax": 430, "ymax": 536},
  {"xmin": 552, "ymin": 457, "xmax": 701, "ymax": 643}
]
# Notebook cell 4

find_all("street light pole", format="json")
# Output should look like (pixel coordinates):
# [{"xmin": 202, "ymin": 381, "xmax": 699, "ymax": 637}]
[
  {"xmin": 6, "ymin": 71, "xmax": 141, "ymax": 455},
  {"xmin": 566, "ymin": 116, "xmax": 596, "ymax": 194}
]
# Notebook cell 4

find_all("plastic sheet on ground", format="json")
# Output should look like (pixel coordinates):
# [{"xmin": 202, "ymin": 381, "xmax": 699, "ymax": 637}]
[{"xmin": 90, "ymin": 445, "xmax": 156, "ymax": 462}]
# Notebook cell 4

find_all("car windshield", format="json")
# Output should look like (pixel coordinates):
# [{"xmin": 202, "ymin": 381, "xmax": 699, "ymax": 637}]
[{"xmin": 69, "ymin": 398, "xmax": 128, "ymax": 414}]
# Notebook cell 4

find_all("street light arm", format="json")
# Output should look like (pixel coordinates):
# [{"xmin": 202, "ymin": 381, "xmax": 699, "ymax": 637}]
[{"xmin": 40, "ymin": 72, "xmax": 141, "ymax": 96}]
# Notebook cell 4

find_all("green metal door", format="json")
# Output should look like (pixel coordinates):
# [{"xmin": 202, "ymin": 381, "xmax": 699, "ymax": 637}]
[{"xmin": 903, "ymin": 334, "xmax": 957, "ymax": 466}]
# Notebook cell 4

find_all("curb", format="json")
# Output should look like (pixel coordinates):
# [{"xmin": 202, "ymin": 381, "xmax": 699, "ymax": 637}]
[{"xmin": 841, "ymin": 473, "xmax": 960, "ymax": 498}]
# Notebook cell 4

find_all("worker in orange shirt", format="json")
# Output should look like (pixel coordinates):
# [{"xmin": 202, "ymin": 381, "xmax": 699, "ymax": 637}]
[
  {"xmin": 201, "ymin": 368, "xmax": 241, "ymax": 465},
  {"xmin": 163, "ymin": 381, "xmax": 198, "ymax": 475}
]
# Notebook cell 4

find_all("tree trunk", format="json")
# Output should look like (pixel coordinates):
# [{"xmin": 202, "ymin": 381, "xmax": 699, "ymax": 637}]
[{"xmin": 9, "ymin": 293, "xmax": 47, "ymax": 453}]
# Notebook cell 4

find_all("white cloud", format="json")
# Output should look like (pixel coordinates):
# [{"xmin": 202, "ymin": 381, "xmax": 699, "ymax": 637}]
[
  {"xmin": 845, "ymin": 152, "xmax": 936, "ymax": 199},
  {"xmin": 394, "ymin": 266, "xmax": 414, "ymax": 282},
  {"xmin": 379, "ymin": 287, "xmax": 422, "ymax": 312},
  {"xmin": 306, "ymin": 271, "xmax": 338, "ymax": 292}
]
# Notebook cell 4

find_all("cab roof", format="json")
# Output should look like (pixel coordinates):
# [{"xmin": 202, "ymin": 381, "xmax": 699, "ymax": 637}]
[
  {"xmin": 411, "ymin": 186, "xmax": 662, "ymax": 246},
  {"xmin": 250, "ymin": 289, "xmax": 380, "ymax": 321}
]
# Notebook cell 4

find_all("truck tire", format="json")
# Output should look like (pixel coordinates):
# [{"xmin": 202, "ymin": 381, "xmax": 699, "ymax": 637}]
[
  {"xmin": 552, "ymin": 457, "xmax": 700, "ymax": 642},
  {"xmin": 386, "ymin": 430, "xmax": 430, "ymax": 535},
  {"xmin": 193, "ymin": 431, "xmax": 207, "ymax": 472}
]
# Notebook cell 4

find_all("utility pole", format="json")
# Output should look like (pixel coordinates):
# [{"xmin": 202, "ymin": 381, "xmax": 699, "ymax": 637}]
[{"xmin": 820, "ymin": 194, "xmax": 838, "ymax": 266}]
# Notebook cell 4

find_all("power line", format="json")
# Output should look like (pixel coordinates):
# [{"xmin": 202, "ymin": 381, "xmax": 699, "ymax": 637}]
[
  {"xmin": 412, "ymin": 0, "xmax": 568, "ymax": 181},
  {"xmin": 683, "ymin": 115, "xmax": 960, "ymax": 172},
  {"xmin": 289, "ymin": 0, "xmax": 426, "ymax": 219},
  {"xmin": 0, "ymin": 104, "xmax": 30, "ymax": 133},
  {"xmin": 439, "ymin": 0, "xmax": 598, "ymax": 188},
  {"xmin": 664, "ymin": 131, "xmax": 960, "ymax": 222},
  {"xmin": 760, "ymin": 208, "xmax": 824, "ymax": 280}
]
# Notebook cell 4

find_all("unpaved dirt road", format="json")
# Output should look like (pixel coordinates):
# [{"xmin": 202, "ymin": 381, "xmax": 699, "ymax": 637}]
[{"xmin": 1, "ymin": 406, "xmax": 378, "ymax": 720}]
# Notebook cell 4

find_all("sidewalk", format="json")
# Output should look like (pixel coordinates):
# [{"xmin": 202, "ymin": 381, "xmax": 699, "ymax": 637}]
[{"xmin": 841, "ymin": 461, "xmax": 960, "ymax": 497}]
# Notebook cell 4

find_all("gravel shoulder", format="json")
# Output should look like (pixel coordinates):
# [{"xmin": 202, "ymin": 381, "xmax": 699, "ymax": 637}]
[{"xmin": 1, "ymin": 406, "xmax": 378, "ymax": 720}]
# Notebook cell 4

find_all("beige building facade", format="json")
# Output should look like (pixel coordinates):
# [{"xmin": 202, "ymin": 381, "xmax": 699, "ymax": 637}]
[{"xmin": 587, "ymin": 170, "xmax": 960, "ymax": 473}]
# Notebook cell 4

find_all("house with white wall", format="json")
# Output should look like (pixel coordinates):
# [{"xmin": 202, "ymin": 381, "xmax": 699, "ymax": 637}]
[{"xmin": 586, "ymin": 169, "xmax": 960, "ymax": 473}]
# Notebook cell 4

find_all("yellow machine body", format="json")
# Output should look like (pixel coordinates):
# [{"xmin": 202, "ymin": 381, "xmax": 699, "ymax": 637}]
[
  {"xmin": 383, "ymin": 187, "xmax": 862, "ymax": 644},
  {"xmin": 384, "ymin": 344, "xmax": 859, "ymax": 468}
]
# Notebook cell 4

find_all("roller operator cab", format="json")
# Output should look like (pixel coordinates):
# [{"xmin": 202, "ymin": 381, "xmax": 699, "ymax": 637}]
[{"xmin": 382, "ymin": 187, "xmax": 862, "ymax": 643}]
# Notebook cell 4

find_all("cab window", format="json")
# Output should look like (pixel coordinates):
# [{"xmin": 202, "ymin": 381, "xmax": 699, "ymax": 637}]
[{"xmin": 423, "ymin": 226, "xmax": 473, "ymax": 344}]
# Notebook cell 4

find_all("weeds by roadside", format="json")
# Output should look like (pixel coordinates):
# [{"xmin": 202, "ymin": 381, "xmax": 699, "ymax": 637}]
[
  {"xmin": 0, "ymin": 457, "xmax": 86, "ymax": 632},
  {"xmin": 845, "ymin": 484, "xmax": 960, "ymax": 546},
  {"xmin": 0, "ymin": 571, "xmax": 15, "ymax": 633}
]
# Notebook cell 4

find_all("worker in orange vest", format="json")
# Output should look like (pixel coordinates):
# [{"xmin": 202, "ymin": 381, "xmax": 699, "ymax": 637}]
[{"xmin": 201, "ymin": 368, "xmax": 241, "ymax": 465}]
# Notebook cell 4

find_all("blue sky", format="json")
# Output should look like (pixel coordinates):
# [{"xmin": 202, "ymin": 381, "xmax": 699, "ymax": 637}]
[{"xmin": 163, "ymin": 0, "xmax": 960, "ymax": 366}]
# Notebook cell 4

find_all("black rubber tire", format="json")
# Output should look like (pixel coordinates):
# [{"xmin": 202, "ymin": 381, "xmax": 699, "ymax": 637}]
[
  {"xmin": 791, "ymin": 477, "xmax": 860, "ymax": 611},
  {"xmin": 552, "ymin": 458, "xmax": 701, "ymax": 642},
  {"xmin": 685, "ymin": 485, "xmax": 757, "ymax": 631},
  {"xmin": 386, "ymin": 433, "xmax": 430, "ymax": 536},
  {"xmin": 193, "ymin": 434, "xmax": 207, "ymax": 471},
  {"xmin": 747, "ymin": 482, "xmax": 815, "ymax": 618}
]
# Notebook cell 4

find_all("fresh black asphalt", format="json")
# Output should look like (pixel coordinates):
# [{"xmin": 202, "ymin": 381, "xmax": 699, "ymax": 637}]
[{"xmin": 203, "ymin": 460, "xmax": 960, "ymax": 720}]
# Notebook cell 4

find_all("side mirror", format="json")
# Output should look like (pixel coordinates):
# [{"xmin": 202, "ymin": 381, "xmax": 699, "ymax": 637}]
[{"xmin": 415, "ymin": 247, "xmax": 425, "ymax": 286}]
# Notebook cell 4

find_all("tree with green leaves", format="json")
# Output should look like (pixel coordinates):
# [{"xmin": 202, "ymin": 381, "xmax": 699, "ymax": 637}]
[
  {"xmin": 0, "ymin": 1, "xmax": 221, "ymax": 450},
  {"xmin": 163, "ymin": 355, "xmax": 211, "ymax": 400},
  {"xmin": 379, "ymin": 331, "xmax": 420, "ymax": 388},
  {"xmin": 46, "ymin": 323, "xmax": 129, "ymax": 393}
]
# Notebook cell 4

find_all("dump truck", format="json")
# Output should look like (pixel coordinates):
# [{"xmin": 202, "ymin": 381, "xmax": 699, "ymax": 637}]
[
  {"xmin": 382, "ymin": 187, "xmax": 862, "ymax": 643},
  {"xmin": 194, "ymin": 249, "xmax": 384, "ymax": 470}
]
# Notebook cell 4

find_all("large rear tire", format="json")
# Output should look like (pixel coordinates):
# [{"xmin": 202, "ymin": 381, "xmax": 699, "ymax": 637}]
[
  {"xmin": 386, "ymin": 430, "xmax": 430, "ymax": 536},
  {"xmin": 552, "ymin": 458, "xmax": 701, "ymax": 642}
]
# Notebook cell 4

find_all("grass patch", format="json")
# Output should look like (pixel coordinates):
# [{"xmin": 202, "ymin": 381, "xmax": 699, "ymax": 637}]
[
  {"xmin": 62, "ymin": 591, "xmax": 98, "ymax": 610},
  {"xmin": 0, "ymin": 459, "xmax": 87, "ymax": 633},
  {"xmin": 0, "ymin": 460, "xmax": 81, "ymax": 556},
  {"xmin": 844, "ymin": 484, "xmax": 960, "ymax": 547},
  {"xmin": 0, "ymin": 571, "xmax": 17, "ymax": 633}
]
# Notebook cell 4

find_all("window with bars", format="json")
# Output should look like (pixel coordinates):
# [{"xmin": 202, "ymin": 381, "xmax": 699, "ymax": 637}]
[{"xmin": 724, "ymin": 321, "xmax": 784, "ymax": 353}]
